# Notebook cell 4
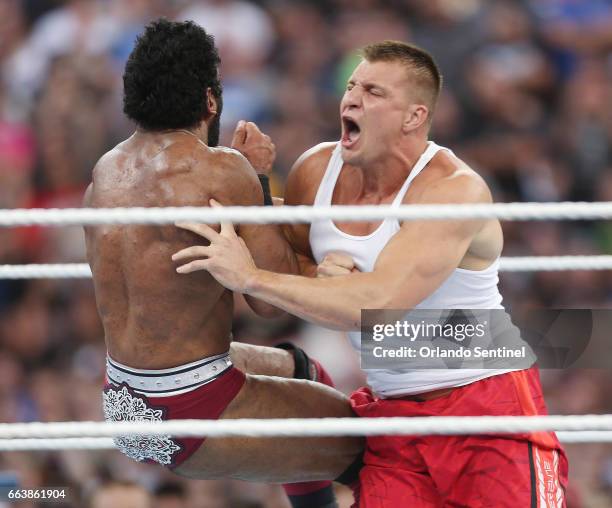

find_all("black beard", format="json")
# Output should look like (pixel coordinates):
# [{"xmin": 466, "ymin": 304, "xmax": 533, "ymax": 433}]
[
  {"xmin": 207, "ymin": 114, "xmax": 220, "ymax": 147},
  {"xmin": 207, "ymin": 95, "xmax": 223, "ymax": 147}
]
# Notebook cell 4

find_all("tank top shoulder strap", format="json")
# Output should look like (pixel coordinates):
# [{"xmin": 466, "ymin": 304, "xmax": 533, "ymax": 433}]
[
  {"xmin": 391, "ymin": 141, "xmax": 449, "ymax": 207},
  {"xmin": 312, "ymin": 143, "xmax": 344, "ymax": 206}
]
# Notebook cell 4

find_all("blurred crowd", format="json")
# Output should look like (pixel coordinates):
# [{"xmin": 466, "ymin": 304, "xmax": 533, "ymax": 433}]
[{"xmin": 0, "ymin": 0, "xmax": 611, "ymax": 506}]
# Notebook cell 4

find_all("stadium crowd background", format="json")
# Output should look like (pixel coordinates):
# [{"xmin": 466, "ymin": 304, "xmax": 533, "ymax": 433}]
[{"xmin": 0, "ymin": 0, "xmax": 611, "ymax": 506}]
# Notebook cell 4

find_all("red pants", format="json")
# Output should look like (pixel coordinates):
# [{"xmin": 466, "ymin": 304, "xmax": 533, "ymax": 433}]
[{"xmin": 350, "ymin": 367, "xmax": 568, "ymax": 507}]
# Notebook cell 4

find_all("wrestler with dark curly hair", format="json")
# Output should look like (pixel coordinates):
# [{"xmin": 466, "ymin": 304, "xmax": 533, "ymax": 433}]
[
  {"xmin": 84, "ymin": 18, "xmax": 361, "ymax": 508},
  {"xmin": 123, "ymin": 18, "xmax": 223, "ymax": 143}
]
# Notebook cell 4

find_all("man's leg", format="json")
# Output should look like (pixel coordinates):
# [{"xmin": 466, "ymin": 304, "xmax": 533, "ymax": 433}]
[
  {"xmin": 229, "ymin": 342, "xmax": 335, "ymax": 387},
  {"xmin": 230, "ymin": 342, "xmax": 351, "ymax": 507},
  {"xmin": 230, "ymin": 341, "xmax": 344, "ymax": 507},
  {"xmin": 173, "ymin": 372, "xmax": 363, "ymax": 482},
  {"xmin": 350, "ymin": 388, "xmax": 442, "ymax": 508},
  {"xmin": 170, "ymin": 340, "xmax": 362, "ymax": 508},
  {"xmin": 229, "ymin": 341, "xmax": 295, "ymax": 378},
  {"xmin": 427, "ymin": 435, "xmax": 567, "ymax": 507},
  {"xmin": 273, "ymin": 343, "xmax": 343, "ymax": 508},
  {"xmin": 426, "ymin": 367, "xmax": 568, "ymax": 507}
]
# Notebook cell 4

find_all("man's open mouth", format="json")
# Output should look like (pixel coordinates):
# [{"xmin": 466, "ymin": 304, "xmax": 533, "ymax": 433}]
[{"xmin": 341, "ymin": 117, "xmax": 361, "ymax": 148}]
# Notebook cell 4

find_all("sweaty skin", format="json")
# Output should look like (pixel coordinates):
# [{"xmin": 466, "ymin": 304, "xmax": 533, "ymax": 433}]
[
  {"xmin": 173, "ymin": 141, "xmax": 504, "ymax": 331},
  {"xmin": 172, "ymin": 60, "xmax": 504, "ymax": 332},
  {"xmin": 84, "ymin": 131, "xmax": 266, "ymax": 367},
  {"xmin": 84, "ymin": 129, "xmax": 362, "ymax": 481},
  {"xmin": 284, "ymin": 141, "xmax": 503, "ymax": 273}
]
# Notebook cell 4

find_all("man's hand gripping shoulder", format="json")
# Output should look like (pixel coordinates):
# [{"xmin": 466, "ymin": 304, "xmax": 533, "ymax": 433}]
[{"xmin": 185, "ymin": 136, "xmax": 300, "ymax": 318}]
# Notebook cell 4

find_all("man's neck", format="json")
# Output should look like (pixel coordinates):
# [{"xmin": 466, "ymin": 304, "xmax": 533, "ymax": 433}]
[
  {"xmin": 359, "ymin": 137, "xmax": 429, "ymax": 196},
  {"xmin": 136, "ymin": 124, "xmax": 209, "ymax": 145}
]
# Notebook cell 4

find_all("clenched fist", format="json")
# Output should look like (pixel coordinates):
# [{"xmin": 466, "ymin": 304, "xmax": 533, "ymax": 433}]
[
  {"xmin": 317, "ymin": 252, "xmax": 359, "ymax": 278},
  {"xmin": 231, "ymin": 120, "xmax": 276, "ymax": 175}
]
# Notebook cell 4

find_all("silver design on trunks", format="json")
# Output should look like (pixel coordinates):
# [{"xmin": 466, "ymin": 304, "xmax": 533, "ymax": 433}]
[{"xmin": 102, "ymin": 385, "xmax": 181, "ymax": 465}]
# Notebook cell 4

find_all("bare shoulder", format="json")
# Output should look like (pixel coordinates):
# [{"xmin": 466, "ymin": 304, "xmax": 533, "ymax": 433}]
[
  {"xmin": 88, "ymin": 143, "xmax": 129, "ymax": 204},
  {"xmin": 285, "ymin": 142, "xmax": 336, "ymax": 205},
  {"xmin": 91, "ymin": 135, "xmax": 147, "ymax": 190},
  {"xmin": 291, "ymin": 142, "xmax": 337, "ymax": 171},
  {"xmin": 411, "ymin": 149, "xmax": 492, "ymax": 206},
  {"xmin": 83, "ymin": 182, "xmax": 93, "ymax": 206},
  {"xmin": 176, "ymin": 144, "xmax": 256, "ymax": 185},
  {"xmin": 201, "ymin": 146, "xmax": 262, "ymax": 206},
  {"xmin": 91, "ymin": 142, "xmax": 125, "ymax": 181},
  {"xmin": 208, "ymin": 146, "xmax": 255, "ymax": 175}
]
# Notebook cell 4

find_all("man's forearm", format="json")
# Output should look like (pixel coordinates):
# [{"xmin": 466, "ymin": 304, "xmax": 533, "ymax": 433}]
[
  {"xmin": 244, "ymin": 224, "xmax": 299, "ymax": 274},
  {"xmin": 244, "ymin": 269, "xmax": 384, "ymax": 331},
  {"xmin": 242, "ymin": 224, "xmax": 298, "ymax": 317}
]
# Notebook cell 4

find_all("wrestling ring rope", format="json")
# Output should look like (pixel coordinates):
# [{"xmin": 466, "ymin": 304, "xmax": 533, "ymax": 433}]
[
  {"xmin": 1, "ymin": 201, "xmax": 611, "ymax": 451},
  {"xmin": 2, "ymin": 201, "xmax": 612, "ymax": 226},
  {"xmin": 3, "ymin": 431, "xmax": 612, "ymax": 452},
  {"xmin": 0, "ymin": 417, "xmax": 612, "ymax": 450},
  {"xmin": 3, "ymin": 256, "xmax": 612, "ymax": 279}
]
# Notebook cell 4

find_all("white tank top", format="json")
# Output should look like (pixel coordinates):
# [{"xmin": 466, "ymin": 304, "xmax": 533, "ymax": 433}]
[{"xmin": 309, "ymin": 141, "xmax": 510, "ymax": 396}]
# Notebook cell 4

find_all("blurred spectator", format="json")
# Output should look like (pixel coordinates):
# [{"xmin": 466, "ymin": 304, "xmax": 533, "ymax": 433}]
[
  {"xmin": 528, "ymin": 0, "xmax": 612, "ymax": 76},
  {"xmin": 178, "ymin": 0, "xmax": 276, "ymax": 138},
  {"xmin": 179, "ymin": 0, "xmax": 275, "ymax": 75},
  {"xmin": 88, "ymin": 480, "xmax": 152, "ymax": 508},
  {"xmin": 0, "ymin": 122, "xmax": 35, "ymax": 210},
  {"xmin": 153, "ymin": 481, "xmax": 188, "ymax": 508}
]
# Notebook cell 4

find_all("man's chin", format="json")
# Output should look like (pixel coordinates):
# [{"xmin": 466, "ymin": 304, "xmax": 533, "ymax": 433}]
[{"xmin": 341, "ymin": 146, "xmax": 362, "ymax": 166}]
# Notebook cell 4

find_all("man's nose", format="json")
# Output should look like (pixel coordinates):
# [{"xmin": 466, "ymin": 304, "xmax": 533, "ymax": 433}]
[{"xmin": 342, "ymin": 86, "xmax": 362, "ymax": 109}]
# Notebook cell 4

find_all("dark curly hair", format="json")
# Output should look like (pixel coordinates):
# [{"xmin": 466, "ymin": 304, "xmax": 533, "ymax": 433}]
[{"xmin": 123, "ymin": 19, "xmax": 223, "ymax": 134}]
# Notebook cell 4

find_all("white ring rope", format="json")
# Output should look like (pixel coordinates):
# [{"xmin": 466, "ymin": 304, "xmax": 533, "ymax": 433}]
[
  {"xmin": 0, "ymin": 438, "xmax": 116, "ymax": 451},
  {"xmin": 0, "ymin": 431, "xmax": 609, "ymax": 451},
  {"xmin": 0, "ymin": 415, "xmax": 611, "ymax": 440},
  {"xmin": 1, "ymin": 202, "xmax": 612, "ymax": 226},
  {"xmin": 1, "ymin": 256, "xmax": 611, "ymax": 279},
  {"xmin": 499, "ymin": 256, "xmax": 612, "ymax": 272},
  {"xmin": 557, "ymin": 431, "xmax": 612, "ymax": 444},
  {"xmin": 0, "ymin": 264, "xmax": 93, "ymax": 279}
]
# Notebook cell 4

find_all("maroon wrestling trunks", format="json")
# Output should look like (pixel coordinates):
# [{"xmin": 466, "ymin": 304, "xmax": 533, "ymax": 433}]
[{"xmin": 103, "ymin": 352, "xmax": 245, "ymax": 469}]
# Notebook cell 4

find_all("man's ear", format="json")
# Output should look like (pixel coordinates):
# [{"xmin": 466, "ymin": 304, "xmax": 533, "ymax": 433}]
[
  {"xmin": 402, "ymin": 104, "xmax": 429, "ymax": 134},
  {"xmin": 206, "ymin": 88, "xmax": 218, "ymax": 117}
]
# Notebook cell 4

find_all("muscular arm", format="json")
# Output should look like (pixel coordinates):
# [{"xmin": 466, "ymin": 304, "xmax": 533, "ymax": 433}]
[
  {"xmin": 280, "ymin": 143, "xmax": 335, "ymax": 278},
  {"xmin": 219, "ymin": 152, "xmax": 299, "ymax": 317},
  {"xmin": 174, "ymin": 167, "xmax": 493, "ymax": 329},
  {"xmin": 242, "ymin": 174, "xmax": 491, "ymax": 330}
]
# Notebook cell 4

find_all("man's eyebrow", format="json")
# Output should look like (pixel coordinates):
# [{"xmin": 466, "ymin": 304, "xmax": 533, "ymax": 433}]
[
  {"xmin": 347, "ymin": 79, "xmax": 384, "ymax": 87},
  {"xmin": 346, "ymin": 79, "xmax": 389, "ymax": 95},
  {"xmin": 363, "ymin": 80, "xmax": 387, "ymax": 91}
]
